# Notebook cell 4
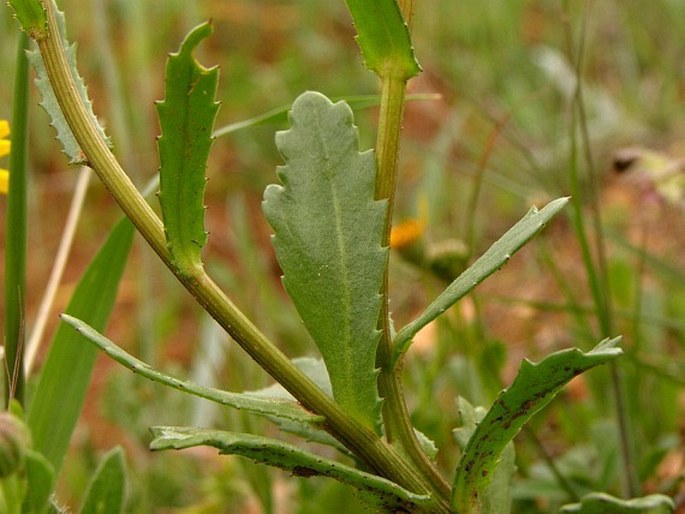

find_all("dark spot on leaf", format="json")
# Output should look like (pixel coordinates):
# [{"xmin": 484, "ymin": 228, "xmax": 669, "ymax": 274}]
[{"xmin": 291, "ymin": 466, "xmax": 318, "ymax": 478}]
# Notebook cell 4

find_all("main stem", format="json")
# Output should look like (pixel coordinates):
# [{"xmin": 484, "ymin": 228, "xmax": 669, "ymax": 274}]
[
  {"xmin": 375, "ymin": 73, "xmax": 450, "ymax": 500},
  {"xmin": 34, "ymin": 2, "xmax": 450, "ymax": 512}
]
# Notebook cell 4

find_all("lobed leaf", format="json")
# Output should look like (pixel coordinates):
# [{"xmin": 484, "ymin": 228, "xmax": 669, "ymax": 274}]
[
  {"xmin": 263, "ymin": 91, "xmax": 387, "ymax": 431},
  {"xmin": 344, "ymin": 0, "xmax": 420, "ymax": 79},
  {"xmin": 150, "ymin": 426, "xmax": 430, "ymax": 512},
  {"xmin": 157, "ymin": 22, "xmax": 219, "ymax": 271},
  {"xmin": 26, "ymin": 0, "xmax": 110, "ymax": 164},
  {"xmin": 560, "ymin": 492, "xmax": 675, "ymax": 513},
  {"xmin": 393, "ymin": 197, "xmax": 569, "ymax": 367},
  {"xmin": 451, "ymin": 337, "xmax": 623, "ymax": 513},
  {"xmin": 61, "ymin": 315, "xmax": 322, "ymax": 426},
  {"xmin": 27, "ymin": 218, "xmax": 134, "ymax": 474},
  {"xmin": 78, "ymin": 447, "xmax": 126, "ymax": 514}
]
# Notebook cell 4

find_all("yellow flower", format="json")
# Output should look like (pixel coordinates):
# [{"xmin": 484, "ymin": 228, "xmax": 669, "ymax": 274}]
[
  {"xmin": 390, "ymin": 218, "xmax": 425, "ymax": 248},
  {"xmin": 0, "ymin": 120, "xmax": 9, "ymax": 195}
]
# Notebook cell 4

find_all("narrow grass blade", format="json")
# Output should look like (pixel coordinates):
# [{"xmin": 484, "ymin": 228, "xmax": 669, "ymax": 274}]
[
  {"xmin": 344, "ymin": 0, "xmax": 420, "ymax": 79},
  {"xmin": 78, "ymin": 447, "xmax": 126, "ymax": 514},
  {"xmin": 451, "ymin": 337, "xmax": 623, "ymax": 513},
  {"xmin": 212, "ymin": 93, "xmax": 439, "ymax": 138},
  {"xmin": 150, "ymin": 426, "xmax": 430, "ymax": 512},
  {"xmin": 4, "ymin": 32, "xmax": 31, "ymax": 404},
  {"xmin": 26, "ymin": 0, "xmax": 110, "ymax": 164},
  {"xmin": 263, "ymin": 91, "xmax": 387, "ymax": 430},
  {"xmin": 60, "ymin": 315, "xmax": 322, "ymax": 425},
  {"xmin": 157, "ymin": 22, "xmax": 219, "ymax": 271},
  {"xmin": 27, "ymin": 218, "xmax": 135, "ymax": 473},
  {"xmin": 393, "ymin": 197, "xmax": 569, "ymax": 367},
  {"xmin": 560, "ymin": 492, "xmax": 675, "ymax": 513}
]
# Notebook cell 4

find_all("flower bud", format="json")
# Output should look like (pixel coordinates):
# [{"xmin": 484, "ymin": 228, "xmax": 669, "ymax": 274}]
[{"xmin": 0, "ymin": 412, "xmax": 30, "ymax": 477}]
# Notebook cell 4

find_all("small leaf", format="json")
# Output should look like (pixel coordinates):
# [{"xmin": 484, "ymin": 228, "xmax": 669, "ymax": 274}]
[
  {"xmin": 560, "ymin": 492, "xmax": 675, "ymax": 513},
  {"xmin": 344, "ymin": 0, "xmax": 420, "ymax": 79},
  {"xmin": 27, "ymin": 0, "xmax": 110, "ymax": 164},
  {"xmin": 263, "ymin": 91, "xmax": 387, "ymax": 431},
  {"xmin": 60, "ymin": 315, "xmax": 322, "ymax": 426},
  {"xmin": 28, "ymin": 218, "xmax": 134, "ymax": 474},
  {"xmin": 7, "ymin": 0, "xmax": 47, "ymax": 38},
  {"xmin": 393, "ymin": 197, "xmax": 569, "ymax": 367},
  {"xmin": 79, "ymin": 447, "xmax": 126, "ymax": 514},
  {"xmin": 451, "ymin": 337, "xmax": 623, "ymax": 513},
  {"xmin": 150, "ymin": 426, "xmax": 430, "ymax": 512},
  {"xmin": 157, "ymin": 22, "xmax": 220, "ymax": 271}
]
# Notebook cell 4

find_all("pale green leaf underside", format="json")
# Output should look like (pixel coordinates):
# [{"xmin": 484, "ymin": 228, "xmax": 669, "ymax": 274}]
[
  {"xmin": 263, "ymin": 91, "xmax": 387, "ymax": 431},
  {"xmin": 344, "ymin": 0, "xmax": 420, "ymax": 79},
  {"xmin": 150, "ymin": 426, "xmax": 430, "ymax": 512},
  {"xmin": 27, "ymin": 0, "xmax": 110, "ymax": 164},
  {"xmin": 560, "ymin": 492, "xmax": 675, "ymax": 513},
  {"xmin": 60, "ymin": 314, "xmax": 322, "ymax": 425},
  {"xmin": 393, "ymin": 197, "xmax": 569, "ymax": 367},
  {"xmin": 157, "ymin": 22, "xmax": 219, "ymax": 269},
  {"xmin": 451, "ymin": 337, "xmax": 623, "ymax": 513}
]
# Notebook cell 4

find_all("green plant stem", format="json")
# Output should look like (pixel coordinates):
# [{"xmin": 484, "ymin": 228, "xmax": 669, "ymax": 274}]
[
  {"xmin": 4, "ymin": 32, "xmax": 30, "ymax": 405},
  {"xmin": 34, "ymin": 3, "xmax": 449, "ymax": 511},
  {"xmin": 374, "ymin": 73, "xmax": 450, "ymax": 501}
]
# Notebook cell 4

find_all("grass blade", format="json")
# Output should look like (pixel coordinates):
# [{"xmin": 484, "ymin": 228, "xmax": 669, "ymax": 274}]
[
  {"xmin": 27, "ymin": 218, "xmax": 134, "ymax": 473},
  {"xmin": 78, "ymin": 447, "xmax": 126, "ymax": 514},
  {"xmin": 4, "ymin": 32, "xmax": 31, "ymax": 404},
  {"xmin": 212, "ymin": 93, "xmax": 439, "ymax": 138}
]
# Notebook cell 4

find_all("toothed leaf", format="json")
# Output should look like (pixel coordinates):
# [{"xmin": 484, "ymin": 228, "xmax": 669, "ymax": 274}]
[
  {"xmin": 7, "ymin": 0, "xmax": 47, "ymax": 37},
  {"xmin": 263, "ymin": 91, "xmax": 386, "ymax": 431},
  {"xmin": 452, "ymin": 338, "xmax": 623, "ymax": 513},
  {"xmin": 157, "ymin": 22, "xmax": 219, "ymax": 270},
  {"xmin": 150, "ymin": 426, "xmax": 431, "ymax": 512},
  {"xmin": 26, "ymin": 0, "xmax": 110, "ymax": 164}
]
